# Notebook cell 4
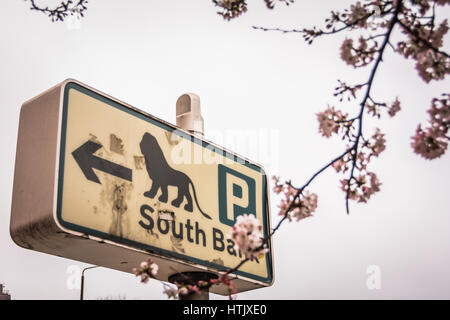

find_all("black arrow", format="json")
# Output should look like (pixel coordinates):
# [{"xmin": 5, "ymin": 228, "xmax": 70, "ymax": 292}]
[{"xmin": 72, "ymin": 141, "xmax": 132, "ymax": 184}]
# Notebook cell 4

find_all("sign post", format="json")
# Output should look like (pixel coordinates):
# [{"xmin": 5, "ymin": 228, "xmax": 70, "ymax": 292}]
[
  {"xmin": 170, "ymin": 93, "xmax": 216, "ymax": 300},
  {"xmin": 10, "ymin": 79, "xmax": 273, "ymax": 295}
]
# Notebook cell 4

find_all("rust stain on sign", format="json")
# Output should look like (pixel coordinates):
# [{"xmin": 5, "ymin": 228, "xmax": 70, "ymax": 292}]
[
  {"xmin": 110, "ymin": 133, "xmax": 124, "ymax": 154},
  {"xmin": 170, "ymin": 235, "xmax": 185, "ymax": 253},
  {"xmin": 210, "ymin": 258, "xmax": 224, "ymax": 266},
  {"xmin": 88, "ymin": 133, "xmax": 101, "ymax": 144},
  {"xmin": 108, "ymin": 183, "xmax": 129, "ymax": 238},
  {"xmin": 133, "ymin": 155, "xmax": 145, "ymax": 170}
]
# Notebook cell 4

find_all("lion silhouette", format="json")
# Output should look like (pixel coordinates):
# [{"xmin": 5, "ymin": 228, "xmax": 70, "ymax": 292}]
[{"xmin": 139, "ymin": 132, "xmax": 212, "ymax": 220}]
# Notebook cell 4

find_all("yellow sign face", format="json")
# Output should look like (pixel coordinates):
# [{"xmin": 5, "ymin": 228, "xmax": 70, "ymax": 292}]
[{"xmin": 56, "ymin": 81, "xmax": 272, "ymax": 284}]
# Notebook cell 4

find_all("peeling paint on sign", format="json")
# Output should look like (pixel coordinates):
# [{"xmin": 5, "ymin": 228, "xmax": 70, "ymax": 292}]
[{"xmin": 110, "ymin": 133, "xmax": 124, "ymax": 154}]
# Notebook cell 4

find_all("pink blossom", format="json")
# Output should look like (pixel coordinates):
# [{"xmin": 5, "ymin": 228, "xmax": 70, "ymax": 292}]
[
  {"xmin": 370, "ymin": 128, "xmax": 386, "ymax": 157},
  {"xmin": 436, "ymin": 0, "xmax": 450, "ymax": 6},
  {"xmin": 398, "ymin": 19, "xmax": 450, "ymax": 83},
  {"xmin": 291, "ymin": 191, "xmax": 318, "ymax": 221},
  {"xmin": 214, "ymin": 0, "xmax": 248, "ymax": 20},
  {"xmin": 277, "ymin": 198, "xmax": 290, "ymax": 215},
  {"xmin": 411, "ymin": 125, "xmax": 447, "ymax": 159},
  {"xmin": 428, "ymin": 94, "xmax": 450, "ymax": 134},
  {"xmin": 272, "ymin": 175, "xmax": 283, "ymax": 194},
  {"xmin": 332, "ymin": 158, "xmax": 346, "ymax": 173},
  {"xmin": 317, "ymin": 106, "xmax": 347, "ymax": 137},
  {"xmin": 356, "ymin": 152, "xmax": 369, "ymax": 171},
  {"xmin": 150, "ymin": 262, "xmax": 159, "ymax": 277},
  {"xmin": 286, "ymin": 185, "xmax": 297, "ymax": 198},
  {"xmin": 228, "ymin": 214, "xmax": 267, "ymax": 259},
  {"xmin": 274, "ymin": 179, "xmax": 318, "ymax": 221},
  {"xmin": 341, "ymin": 178, "xmax": 357, "ymax": 200},
  {"xmin": 140, "ymin": 273, "xmax": 149, "ymax": 284},
  {"xmin": 368, "ymin": 172, "xmax": 381, "ymax": 193},
  {"xmin": 412, "ymin": 94, "xmax": 449, "ymax": 159},
  {"xmin": 431, "ymin": 19, "xmax": 449, "ymax": 49},
  {"xmin": 340, "ymin": 172, "xmax": 381, "ymax": 203},
  {"xmin": 347, "ymin": 2, "xmax": 369, "ymax": 28},
  {"xmin": 178, "ymin": 287, "xmax": 188, "ymax": 296},
  {"xmin": 341, "ymin": 38, "xmax": 356, "ymax": 66},
  {"xmin": 415, "ymin": 50, "xmax": 450, "ymax": 83},
  {"xmin": 340, "ymin": 37, "xmax": 376, "ymax": 67},
  {"xmin": 389, "ymin": 98, "xmax": 401, "ymax": 117},
  {"xmin": 133, "ymin": 258, "xmax": 159, "ymax": 283},
  {"xmin": 188, "ymin": 285, "xmax": 199, "ymax": 294}
]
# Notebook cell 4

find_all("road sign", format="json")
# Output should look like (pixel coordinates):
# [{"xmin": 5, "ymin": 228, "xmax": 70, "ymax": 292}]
[{"xmin": 10, "ymin": 79, "xmax": 273, "ymax": 294}]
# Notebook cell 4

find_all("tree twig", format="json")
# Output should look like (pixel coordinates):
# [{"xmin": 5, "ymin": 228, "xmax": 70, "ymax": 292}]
[
  {"xmin": 345, "ymin": 0, "xmax": 402, "ymax": 213},
  {"xmin": 26, "ymin": 0, "xmax": 88, "ymax": 22}
]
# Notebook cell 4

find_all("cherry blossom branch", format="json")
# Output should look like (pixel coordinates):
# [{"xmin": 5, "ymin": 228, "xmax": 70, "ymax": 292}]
[
  {"xmin": 132, "ymin": 0, "xmax": 450, "ymax": 300},
  {"xmin": 211, "ymin": 0, "xmax": 405, "ymax": 290},
  {"xmin": 252, "ymin": 12, "xmax": 374, "ymax": 38},
  {"xmin": 397, "ymin": 19, "xmax": 450, "ymax": 59},
  {"xmin": 205, "ymin": 4, "xmax": 404, "ymax": 292},
  {"xmin": 398, "ymin": 24, "xmax": 450, "ymax": 58},
  {"xmin": 213, "ymin": 0, "xmax": 294, "ymax": 21},
  {"xmin": 25, "ymin": 0, "xmax": 88, "ymax": 22},
  {"xmin": 222, "ymin": 257, "xmax": 250, "ymax": 278},
  {"xmin": 202, "ymin": 0, "xmax": 449, "ymax": 294},
  {"xmin": 252, "ymin": 4, "xmax": 395, "ymax": 44},
  {"xmin": 387, "ymin": 40, "xmax": 398, "ymax": 52},
  {"xmin": 345, "ymin": 1, "xmax": 401, "ymax": 213},
  {"xmin": 220, "ymin": 146, "xmax": 355, "ymax": 278}
]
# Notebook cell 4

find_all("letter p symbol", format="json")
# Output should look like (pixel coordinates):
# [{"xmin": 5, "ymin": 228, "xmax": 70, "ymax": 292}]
[{"xmin": 218, "ymin": 164, "xmax": 256, "ymax": 226}]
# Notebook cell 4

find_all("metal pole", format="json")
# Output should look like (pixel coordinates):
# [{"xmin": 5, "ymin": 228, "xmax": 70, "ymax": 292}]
[
  {"xmin": 173, "ymin": 93, "xmax": 212, "ymax": 300},
  {"xmin": 80, "ymin": 265, "xmax": 99, "ymax": 300},
  {"xmin": 80, "ymin": 274, "xmax": 84, "ymax": 300}
]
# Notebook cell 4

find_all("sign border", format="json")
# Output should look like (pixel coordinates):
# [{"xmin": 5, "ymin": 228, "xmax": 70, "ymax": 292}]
[{"xmin": 56, "ymin": 81, "xmax": 273, "ymax": 284}]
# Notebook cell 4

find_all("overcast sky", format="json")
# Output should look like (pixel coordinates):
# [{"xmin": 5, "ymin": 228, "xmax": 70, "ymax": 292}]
[{"xmin": 1, "ymin": 0, "xmax": 450, "ymax": 300}]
